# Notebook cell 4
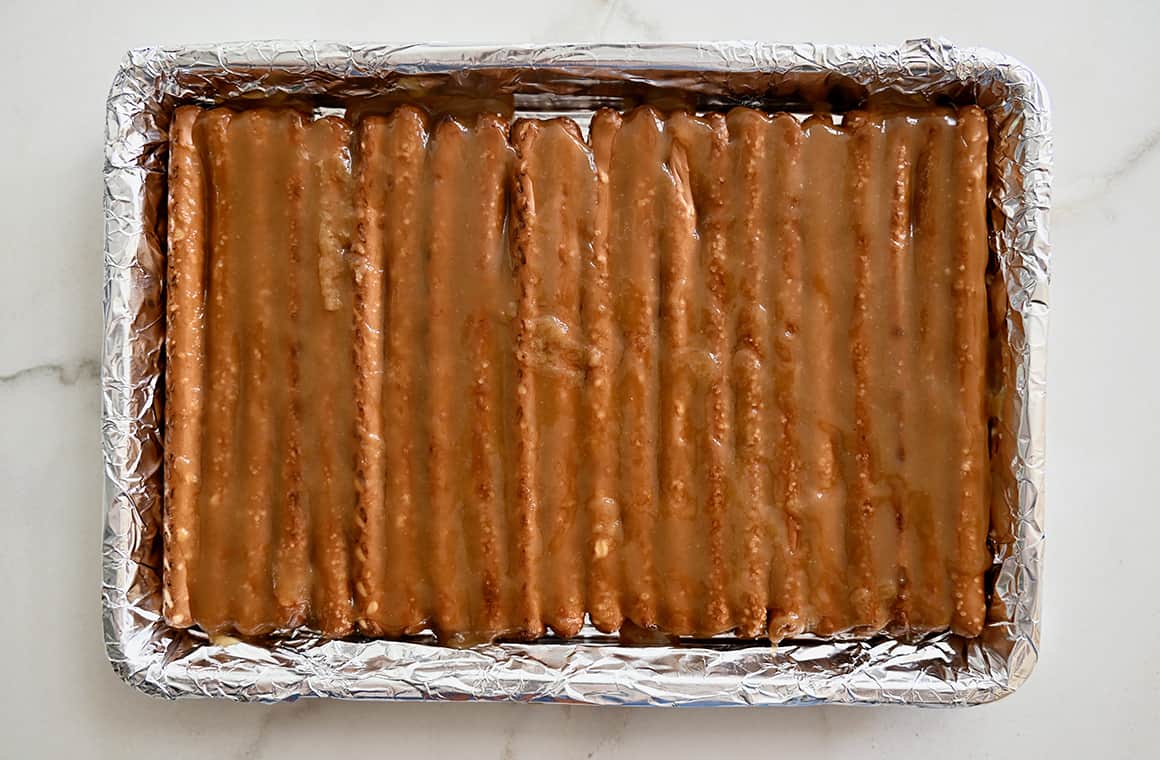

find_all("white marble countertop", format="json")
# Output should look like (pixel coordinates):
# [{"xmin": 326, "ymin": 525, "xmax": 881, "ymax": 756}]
[{"xmin": 3, "ymin": 0, "xmax": 1158, "ymax": 756}]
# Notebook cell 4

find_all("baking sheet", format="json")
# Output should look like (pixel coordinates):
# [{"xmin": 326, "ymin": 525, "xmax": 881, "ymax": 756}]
[{"xmin": 102, "ymin": 39, "xmax": 1050, "ymax": 705}]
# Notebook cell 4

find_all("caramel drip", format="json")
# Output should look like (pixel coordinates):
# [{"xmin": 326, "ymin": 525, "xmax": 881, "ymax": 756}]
[
  {"xmin": 663, "ymin": 113, "xmax": 723, "ymax": 635},
  {"xmin": 656, "ymin": 118, "xmax": 699, "ymax": 634},
  {"xmin": 426, "ymin": 118, "xmax": 473, "ymax": 641},
  {"xmin": 608, "ymin": 108, "xmax": 664, "ymax": 629},
  {"xmin": 463, "ymin": 115, "xmax": 514, "ymax": 639},
  {"xmin": 701, "ymin": 124, "xmax": 736, "ymax": 637},
  {"xmin": 585, "ymin": 110, "xmax": 625, "ymax": 633},
  {"xmin": 512, "ymin": 118, "xmax": 591, "ymax": 638},
  {"xmin": 881, "ymin": 116, "xmax": 919, "ymax": 631},
  {"xmin": 765, "ymin": 114, "xmax": 810, "ymax": 639},
  {"xmin": 192, "ymin": 108, "xmax": 240, "ymax": 634},
  {"xmin": 306, "ymin": 117, "xmax": 356, "ymax": 637},
  {"xmin": 244, "ymin": 111, "xmax": 295, "ymax": 634},
  {"xmin": 351, "ymin": 116, "xmax": 389, "ymax": 634},
  {"xmin": 163, "ymin": 106, "xmax": 207, "ymax": 629},
  {"xmin": 724, "ymin": 109, "xmax": 784, "ymax": 638},
  {"xmin": 272, "ymin": 112, "xmax": 308, "ymax": 630},
  {"xmin": 911, "ymin": 116, "xmax": 957, "ymax": 630},
  {"xmin": 949, "ymin": 107, "xmax": 990, "ymax": 636},
  {"xmin": 375, "ymin": 107, "xmax": 432, "ymax": 635},
  {"xmin": 510, "ymin": 118, "xmax": 547, "ymax": 638},
  {"xmin": 797, "ymin": 117, "xmax": 853, "ymax": 635},
  {"xmin": 845, "ymin": 113, "xmax": 896, "ymax": 632}
]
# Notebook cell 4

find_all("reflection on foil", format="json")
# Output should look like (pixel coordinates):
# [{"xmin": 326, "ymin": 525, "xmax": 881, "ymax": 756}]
[{"xmin": 102, "ymin": 39, "xmax": 1050, "ymax": 705}]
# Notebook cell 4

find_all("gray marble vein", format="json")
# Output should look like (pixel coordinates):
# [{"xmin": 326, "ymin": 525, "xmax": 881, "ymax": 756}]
[
  {"xmin": 600, "ymin": 0, "xmax": 661, "ymax": 38},
  {"xmin": 234, "ymin": 702, "xmax": 320, "ymax": 760},
  {"xmin": 584, "ymin": 711, "xmax": 631, "ymax": 758},
  {"xmin": 1100, "ymin": 124, "xmax": 1160, "ymax": 187},
  {"xmin": 0, "ymin": 358, "xmax": 99, "ymax": 387},
  {"xmin": 1056, "ymin": 124, "xmax": 1160, "ymax": 216}
]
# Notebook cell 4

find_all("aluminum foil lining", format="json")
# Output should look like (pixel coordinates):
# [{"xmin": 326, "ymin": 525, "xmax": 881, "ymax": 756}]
[{"xmin": 102, "ymin": 39, "xmax": 1050, "ymax": 705}]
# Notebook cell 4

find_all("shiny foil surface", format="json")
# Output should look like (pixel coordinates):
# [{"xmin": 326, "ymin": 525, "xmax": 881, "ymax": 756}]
[{"xmin": 102, "ymin": 39, "xmax": 1050, "ymax": 705}]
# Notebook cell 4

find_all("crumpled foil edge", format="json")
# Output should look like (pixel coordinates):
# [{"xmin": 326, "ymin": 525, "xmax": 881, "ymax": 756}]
[{"xmin": 101, "ymin": 39, "xmax": 1050, "ymax": 705}]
